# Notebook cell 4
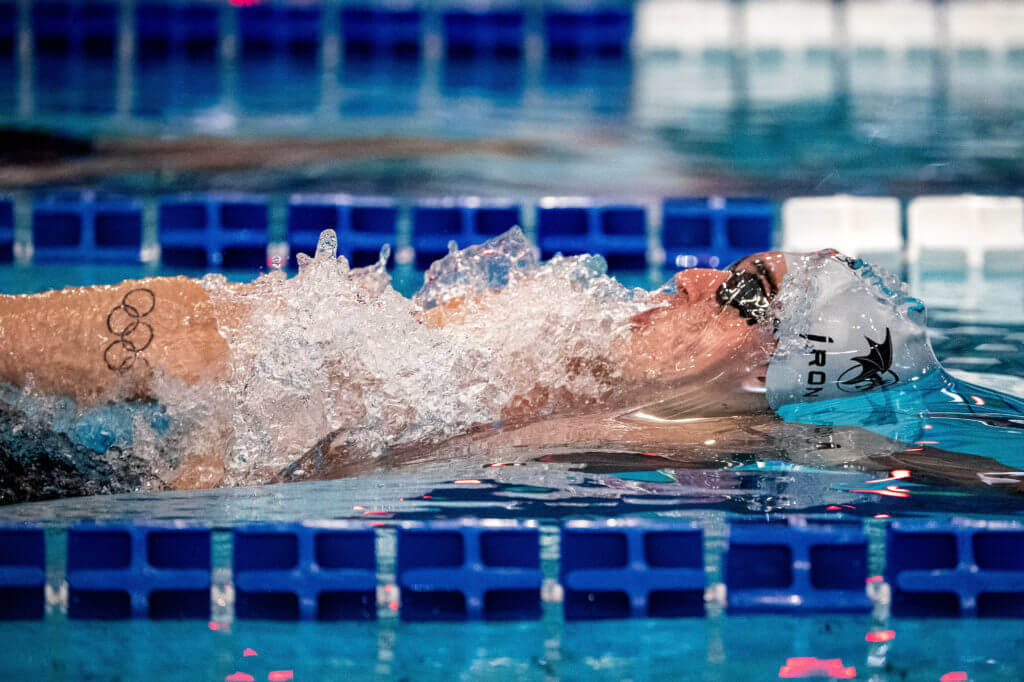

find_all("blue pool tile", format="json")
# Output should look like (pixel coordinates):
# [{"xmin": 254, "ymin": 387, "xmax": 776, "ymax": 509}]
[
  {"xmin": 67, "ymin": 523, "xmax": 210, "ymax": 619},
  {"xmin": 234, "ymin": 522, "xmax": 376, "ymax": 621},
  {"xmin": 412, "ymin": 198, "xmax": 520, "ymax": 268},
  {"xmin": 662, "ymin": 197, "xmax": 774, "ymax": 269},
  {"xmin": 288, "ymin": 194, "xmax": 397, "ymax": 268},
  {"xmin": 239, "ymin": 4, "xmax": 321, "ymax": 59},
  {"xmin": 560, "ymin": 520, "xmax": 704, "ymax": 619},
  {"xmin": 32, "ymin": 193, "xmax": 143, "ymax": 263},
  {"xmin": 724, "ymin": 518, "xmax": 870, "ymax": 614},
  {"xmin": 0, "ymin": 525, "xmax": 45, "ymax": 620},
  {"xmin": 397, "ymin": 520, "xmax": 541, "ymax": 621},
  {"xmin": 442, "ymin": 8, "xmax": 524, "ymax": 58},
  {"xmin": 159, "ymin": 194, "xmax": 268, "ymax": 269},
  {"xmin": 544, "ymin": 6, "xmax": 633, "ymax": 59},
  {"xmin": 135, "ymin": 2, "xmax": 220, "ymax": 61},
  {"xmin": 33, "ymin": 1, "xmax": 119, "ymax": 57},
  {"xmin": 537, "ymin": 199, "xmax": 647, "ymax": 269},
  {"xmin": 341, "ymin": 7, "xmax": 422, "ymax": 59},
  {"xmin": 887, "ymin": 519, "xmax": 1024, "ymax": 618}
]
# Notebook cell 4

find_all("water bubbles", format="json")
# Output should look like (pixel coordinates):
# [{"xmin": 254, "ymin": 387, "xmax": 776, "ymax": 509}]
[
  {"xmin": 316, "ymin": 229, "xmax": 338, "ymax": 260},
  {"xmin": 377, "ymin": 243, "xmax": 391, "ymax": 270}
]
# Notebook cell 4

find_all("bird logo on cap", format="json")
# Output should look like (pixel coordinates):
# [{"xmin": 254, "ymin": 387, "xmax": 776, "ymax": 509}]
[{"xmin": 837, "ymin": 328, "xmax": 899, "ymax": 392}]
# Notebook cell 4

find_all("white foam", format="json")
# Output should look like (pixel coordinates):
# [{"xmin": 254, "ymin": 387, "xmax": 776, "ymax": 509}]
[{"xmin": 147, "ymin": 228, "xmax": 653, "ymax": 485}]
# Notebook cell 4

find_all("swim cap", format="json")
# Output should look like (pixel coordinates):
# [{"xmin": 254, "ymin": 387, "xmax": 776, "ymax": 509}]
[{"xmin": 766, "ymin": 250, "xmax": 940, "ymax": 409}]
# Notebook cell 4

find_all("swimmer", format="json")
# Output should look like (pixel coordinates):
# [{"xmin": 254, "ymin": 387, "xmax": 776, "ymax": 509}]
[
  {"xmin": 0, "ymin": 250, "xmax": 785, "ymax": 426},
  {"xmin": 0, "ymin": 231, "xmax": 1021, "ymax": 501}
]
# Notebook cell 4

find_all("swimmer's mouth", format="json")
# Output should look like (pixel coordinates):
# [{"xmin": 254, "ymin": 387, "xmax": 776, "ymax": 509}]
[{"xmin": 716, "ymin": 270, "xmax": 772, "ymax": 325}]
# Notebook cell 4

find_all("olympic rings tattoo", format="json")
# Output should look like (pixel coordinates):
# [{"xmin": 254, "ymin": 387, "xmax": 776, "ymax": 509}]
[{"xmin": 104, "ymin": 288, "xmax": 155, "ymax": 372}]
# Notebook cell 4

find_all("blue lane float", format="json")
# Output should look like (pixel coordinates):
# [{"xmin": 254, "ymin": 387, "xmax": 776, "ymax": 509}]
[
  {"xmin": 239, "ymin": 3, "xmax": 321, "ymax": 59},
  {"xmin": 5, "ymin": 517, "xmax": 1024, "ymax": 622},
  {"xmin": 159, "ymin": 194, "xmax": 269, "ymax": 269},
  {"xmin": 537, "ymin": 199, "xmax": 647, "ymax": 269},
  {"xmin": 32, "ymin": 1, "xmax": 119, "ymax": 57},
  {"xmin": 233, "ymin": 522, "xmax": 377, "ymax": 621},
  {"xmin": 886, "ymin": 519, "xmax": 1024, "ymax": 618},
  {"xmin": 135, "ymin": 2, "xmax": 220, "ymax": 60},
  {"xmin": 662, "ymin": 197, "xmax": 775, "ymax": 269},
  {"xmin": 442, "ymin": 8, "xmax": 525, "ymax": 59},
  {"xmin": 0, "ymin": 525, "xmax": 46, "ymax": 620},
  {"xmin": 341, "ymin": 7, "xmax": 422, "ymax": 59},
  {"xmin": 543, "ymin": 6, "xmax": 633, "ymax": 59},
  {"xmin": 67, "ymin": 523, "xmax": 210, "ymax": 619},
  {"xmin": 32, "ymin": 193, "xmax": 143, "ymax": 264},
  {"xmin": 560, "ymin": 520, "xmax": 705, "ymax": 619},
  {"xmin": 412, "ymin": 198, "xmax": 521, "ymax": 268},
  {"xmin": 288, "ymin": 194, "xmax": 398, "ymax": 268},
  {"xmin": 0, "ymin": 197, "xmax": 12, "ymax": 263},
  {"xmin": 725, "ymin": 518, "xmax": 870, "ymax": 614},
  {"xmin": 396, "ymin": 520, "xmax": 542, "ymax": 621}
]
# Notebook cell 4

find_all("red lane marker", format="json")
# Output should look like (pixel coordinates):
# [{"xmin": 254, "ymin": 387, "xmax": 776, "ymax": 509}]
[
  {"xmin": 874, "ymin": 514, "xmax": 891, "ymax": 519},
  {"xmin": 866, "ymin": 575, "xmax": 883, "ymax": 583},
  {"xmin": 226, "ymin": 673, "xmax": 255, "ymax": 682},
  {"xmin": 243, "ymin": 648, "xmax": 258, "ymax": 657},
  {"xmin": 865, "ymin": 630, "xmax": 895, "ymax": 643},
  {"xmin": 940, "ymin": 673, "xmax": 968, "ymax": 682},
  {"xmin": 268, "ymin": 672, "xmax": 294, "ymax": 681},
  {"xmin": 778, "ymin": 657, "xmax": 856, "ymax": 679}
]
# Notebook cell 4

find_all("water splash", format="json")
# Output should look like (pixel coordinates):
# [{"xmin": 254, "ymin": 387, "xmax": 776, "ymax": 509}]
[{"xmin": 141, "ymin": 228, "xmax": 654, "ymax": 485}]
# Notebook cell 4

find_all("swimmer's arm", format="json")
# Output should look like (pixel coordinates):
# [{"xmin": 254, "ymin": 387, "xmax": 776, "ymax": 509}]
[{"xmin": 0, "ymin": 277, "xmax": 232, "ymax": 404}]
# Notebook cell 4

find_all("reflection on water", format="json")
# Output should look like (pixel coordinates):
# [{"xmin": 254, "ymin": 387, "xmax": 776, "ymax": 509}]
[{"xmin": 3, "ymin": 48, "xmax": 1024, "ymax": 195}]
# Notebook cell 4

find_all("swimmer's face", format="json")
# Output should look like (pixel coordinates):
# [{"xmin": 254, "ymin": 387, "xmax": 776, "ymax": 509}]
[{"xmin": 624, "ymin": 252, "xmax": 788, "ymax": 387}]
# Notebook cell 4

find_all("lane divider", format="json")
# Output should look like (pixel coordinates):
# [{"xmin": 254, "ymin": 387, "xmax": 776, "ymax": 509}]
[{"xmin": 3, "ymin": 516, "xmax": 1023, "ymax": 621}]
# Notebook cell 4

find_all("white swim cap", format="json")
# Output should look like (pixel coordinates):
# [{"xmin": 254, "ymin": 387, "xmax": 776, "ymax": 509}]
[{"xmin": 766, "ymin": 250, "xmax": 940, "ymax": 409}]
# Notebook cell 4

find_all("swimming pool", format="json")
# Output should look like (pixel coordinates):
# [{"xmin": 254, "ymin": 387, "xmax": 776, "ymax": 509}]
[{"xmin": 3, "ymin": 1, "xmax": 1024, "ymax": 679}]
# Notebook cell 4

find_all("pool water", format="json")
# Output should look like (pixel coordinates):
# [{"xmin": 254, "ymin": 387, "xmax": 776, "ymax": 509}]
[
  {"xmin": 4, "ymin": 14, "xmax": 1024, "ymax": 681},
  {"xmin": 7, "ymin": 49, "xmax": 1024, "ymax": 197}
]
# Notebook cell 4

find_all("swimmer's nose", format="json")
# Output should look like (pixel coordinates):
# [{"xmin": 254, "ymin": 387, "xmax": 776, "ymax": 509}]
[{"xmin": 674, "ymin": 269, "xmax": 732, "ymax": 304}]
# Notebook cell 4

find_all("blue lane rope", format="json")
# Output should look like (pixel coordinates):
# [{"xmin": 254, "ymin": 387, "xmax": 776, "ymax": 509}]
[
  {"xmin": 3, "ymin": 193, "xmax": 777, "ymax": 270},
  {"xmin": 3, "ymin": 516, "xmax": 1023, "ymax": 622}
]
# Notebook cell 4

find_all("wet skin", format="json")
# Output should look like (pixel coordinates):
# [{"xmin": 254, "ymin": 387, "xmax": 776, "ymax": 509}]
[{"xmin": 619, "ymin": 251, "xmax": 789, "ymax": 419}]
